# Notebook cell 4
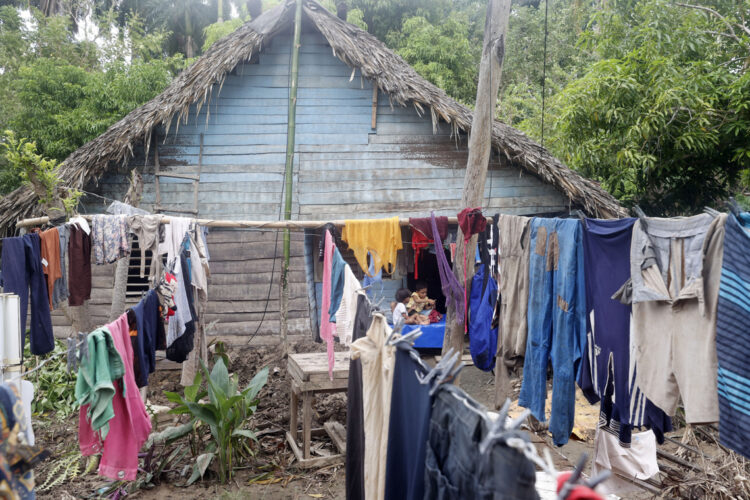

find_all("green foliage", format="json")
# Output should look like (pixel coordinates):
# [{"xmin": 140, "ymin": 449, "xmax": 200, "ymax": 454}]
[
  {"xmin": 36, "ymin": 451, "xmax": 82, "ymax": 492},
  {"xmin": 0, "ymin": 7, "xmax": 180, "ymax": 195},
  {"xmin": 387, "ymin": 11, "xmax": 481, "ymax": 105},
  {"xmin": 165, "ymin": 359, "xmax": 268, "ymax": 484},
  {"xmin": 1, "ymin": 131, "xmax": 82, "ymax": 214},
  {"xmin": 203, "ymin": 17, "xmax": 246, "ymax": 52},
  {"xmin": 23, "ymin": 339, "xmax": 78, "ymax": 419},
  {"xmin": 548, "ymin": 0, "xmax": 750, "ymax": 214},
  {"xmin": 499, "ymin": 0, "xmax": 594, "ymax": 132}
]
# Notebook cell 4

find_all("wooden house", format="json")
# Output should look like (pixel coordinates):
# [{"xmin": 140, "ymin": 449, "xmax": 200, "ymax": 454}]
[{"xmin": 0, "ymin": 0, "xmax": 624, "ymax": 344}]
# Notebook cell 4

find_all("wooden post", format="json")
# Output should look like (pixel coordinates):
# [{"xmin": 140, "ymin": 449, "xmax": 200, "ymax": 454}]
[
  {"xmin": 109, "ymin": 169, "xmax": 143, "ymax": 321},
  {"xmin": 442, "ymin": 0, "xmax": 511, "ymax": 362},
  {"xmin": 281, "ymin": 0, "xmax": 303, "ymax": 355}
]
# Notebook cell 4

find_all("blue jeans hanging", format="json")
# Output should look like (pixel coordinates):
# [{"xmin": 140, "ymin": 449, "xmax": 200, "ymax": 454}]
[{"xmin": 518, "ymin": 218, "xmax": 586, "ymax": 446}]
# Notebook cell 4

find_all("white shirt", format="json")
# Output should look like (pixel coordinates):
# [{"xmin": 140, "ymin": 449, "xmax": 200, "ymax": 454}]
[{"xmin": 392, "ymin": 302, "xmax": 407, "ymax": 325}]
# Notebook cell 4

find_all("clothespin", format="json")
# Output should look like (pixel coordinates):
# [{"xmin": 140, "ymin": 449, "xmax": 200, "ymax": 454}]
[
  {"xmin": 387, "ymin": 326, "xmax": 422, "ymax": 347},
  {"xmin": 429, "ymin": 352, "xmax": 463, "ymax": 396},
  {"xmin": 416, "ymin": 348, "xmax": 458, "ymax": 388},
  {"xmin": 478, "ymin": 398, "xmax": 531, "ymax": 455}
]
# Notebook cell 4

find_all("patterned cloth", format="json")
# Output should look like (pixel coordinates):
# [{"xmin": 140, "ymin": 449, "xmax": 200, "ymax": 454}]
[
  {"xmin": 91, "ymin": 215, "xmax": 130, "ymax": 265},
  {"xmin": 716, "ymin": 213, "xmax": 750, "ymax": 458},
  {"xmin": 0, "ymin": 384, "xmax": 50, "ymax": 499}
]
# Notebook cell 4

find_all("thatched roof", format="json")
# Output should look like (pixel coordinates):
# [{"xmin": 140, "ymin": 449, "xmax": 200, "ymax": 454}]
[{"xmin": 0, "ymin": 0, "xmax": 626, "ymax": 231}]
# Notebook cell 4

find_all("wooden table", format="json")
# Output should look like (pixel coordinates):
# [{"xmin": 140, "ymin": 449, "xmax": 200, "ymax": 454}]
[{"xmin": 286, "ymin": 351, "xmax": 350, "ymax": 468}]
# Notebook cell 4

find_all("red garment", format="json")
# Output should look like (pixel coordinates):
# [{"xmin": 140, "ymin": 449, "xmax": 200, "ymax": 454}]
[
  {"xmin": 457, "ymin": 207, "xmax": 486, "ymax": 242},
  {"xmin": 457, "ymin": 208, "xmax": 486, "ymax": 332},
  {"xmin": 556, "ymin": 472, "xmax": 604, "ymax": 500},
  {"xmin": 410, "ymin": 216, "xmax": 448, "ymax": 279},
  {"xmin": 428, "ymin": 310, "xmax": 443, "ymax": 323},
  {"xmin": 79, "ymin": 314, "xmax": 151, "ymax": 481}
]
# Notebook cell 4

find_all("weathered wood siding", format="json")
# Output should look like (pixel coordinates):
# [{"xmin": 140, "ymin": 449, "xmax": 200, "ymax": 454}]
[{"xmin": 73, "ymin": 26, "xmax": 568, "ymax": 342}]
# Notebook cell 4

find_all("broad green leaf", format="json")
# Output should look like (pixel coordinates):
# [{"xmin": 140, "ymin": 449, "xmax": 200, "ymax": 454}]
[
  {"xmin": 243, "ymin": 367, "xmax": 269, "ymax": 404},
  {"xmin": 186, "ymin": 453, "xmax": 214, "ymax": 485},
  {"xmin": 185, "ymin": 402, "xmax": 219, "ymax": 427},
  {"xmin": 232, "ymin": 429, "xmax": 258, "ymax": 442}
]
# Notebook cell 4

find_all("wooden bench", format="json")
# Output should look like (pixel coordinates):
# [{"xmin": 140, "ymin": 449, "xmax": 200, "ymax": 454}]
[{"xmin": 286, "ymin": 351, "xmax": 350, "ymax": 468}]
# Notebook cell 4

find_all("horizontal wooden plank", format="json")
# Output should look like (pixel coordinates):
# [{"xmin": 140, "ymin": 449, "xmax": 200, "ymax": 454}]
[
  {"xmin": 207, "ymin": 317, "xmax": 310, "ymax": 336},
  {"xmin": 208, "ymin": 272, "xmax": 306, "ymax": 286},
  {"xmin": 157, "ymin": 133, "xmax": 370, "ymax": 147},
  {"xmin": 214, "ymin": 81, "xmax": 371, "ymax": 98},
  {"xmin": 203, "ymin": 310, "xmax": 308, "ymax": 323},
  {"xmin": 209, "ymin": 283, "xmax": 307, "ymax": 301},
  {"xmin": 299, "ymin": 195, "xmax": 567, "ymax": 216},
  {"xmin": 170, "ymin": 122, "xmax": 373, "ymax": 137},
  {"xmin": 205, "ymin": 297, "xmax": 309, "ymax": 314},
  {"xmin": 209, "ymin": 259, "xmax": 305, "ymax": 274},
  {"xmin": 180, "ymin": 112, "xmax": 372, "ymax": 127},
  {"xmin": 298, "ymin": 185, "xmax": 559, "ymax": 204},
  {"xmin": 206, "ymin": 230, "xmax": 304, "ymax": 244},
  {"xmin": 207, "ymin": 242, "xmax": 304, "ymax": 260},
  {"xmin": 298, "ymin": 166, "xmax": 519, "ymax": 183}
]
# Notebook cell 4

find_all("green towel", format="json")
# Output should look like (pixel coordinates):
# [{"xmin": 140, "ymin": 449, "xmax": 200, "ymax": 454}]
[{"xmin": 75, "ymin": 327, "xmax": 125, "ymax": 440}]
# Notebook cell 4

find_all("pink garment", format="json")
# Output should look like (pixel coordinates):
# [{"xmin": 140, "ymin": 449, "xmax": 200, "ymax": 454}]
[
  {"xmin": 79, "ymin": 313, "xmax": 152, "ymax": 481},
  {"xmin": 320, "ymin": 230, "xmax": 336, "ymax": 379}
]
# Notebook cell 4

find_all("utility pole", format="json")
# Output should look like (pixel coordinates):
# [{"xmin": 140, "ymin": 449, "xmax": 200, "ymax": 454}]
[
  {"xmin": 280, "ymin": 0, "xmax": 303, "ymax": 355},
  {"xmin": 442, "ymin": 0, "xmax": 511, "ymax": 362}
]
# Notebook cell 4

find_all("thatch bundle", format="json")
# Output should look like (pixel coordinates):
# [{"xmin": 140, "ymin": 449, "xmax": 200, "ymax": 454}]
[{"xmin": 0, "ymin": 0, "xmax": 626, "ymax": 233}]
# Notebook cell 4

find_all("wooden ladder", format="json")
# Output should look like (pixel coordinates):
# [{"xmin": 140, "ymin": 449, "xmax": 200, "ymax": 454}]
[{"xmin": 153, "ymin": 133, "xmax": 203, "ymax": 216}]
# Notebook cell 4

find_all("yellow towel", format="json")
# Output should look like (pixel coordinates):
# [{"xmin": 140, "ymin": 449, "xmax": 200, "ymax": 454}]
[{"xmin": 342, "ymin": 217, "xmax": 403, "ymax": 277}]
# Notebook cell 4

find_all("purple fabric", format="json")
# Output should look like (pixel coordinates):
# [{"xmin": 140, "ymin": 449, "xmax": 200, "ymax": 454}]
[{"xmin": 431, "ymin": 212, "xmax": 465, "ymax": 324}]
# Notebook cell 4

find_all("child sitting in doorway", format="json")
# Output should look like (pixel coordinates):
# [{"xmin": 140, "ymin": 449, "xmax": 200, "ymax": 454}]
[
  {"xmin": 392, "ymin": 288, "xmax": 430, "ymax": 326},
  {"xmin": 407, "ymin": 281, "xmax": 436, "ymax": 315}
]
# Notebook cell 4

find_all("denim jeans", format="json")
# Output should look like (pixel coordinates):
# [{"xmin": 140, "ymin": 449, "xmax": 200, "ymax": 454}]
[
  {"xmin": 0, "ymin": 233, "xmax": 54, "ymax": 355},
  {"xmin": 424, "ymin": 385, "xmax": 538, "ymax": 500},
  {"xmin": 519, "ymin": 218, "xmax": 586, "ymax": 446}
]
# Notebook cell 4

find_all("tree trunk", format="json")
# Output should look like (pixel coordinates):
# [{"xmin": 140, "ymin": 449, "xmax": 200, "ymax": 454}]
[
  {"xmin": 442, "ymin": 0, "xmax": 511, "ymax": 365},
  {"xmin": 109, "ymin": 170, "xmax": 143, "ymax": 322}
]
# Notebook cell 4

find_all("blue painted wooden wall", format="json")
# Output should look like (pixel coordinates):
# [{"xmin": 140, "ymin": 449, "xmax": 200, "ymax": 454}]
[{"xmin": 86, "ymin": 26, "xmax": 569, "ymax": 341}]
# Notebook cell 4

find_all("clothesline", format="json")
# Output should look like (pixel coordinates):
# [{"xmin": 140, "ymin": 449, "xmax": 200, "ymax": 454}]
[
  {"xmin": 4, "ymin": 338, "xmax": 87, "ymax": 382},
  {"xmin": 15, "ymin": 214, "xmax": 490, "ymax": 230}
]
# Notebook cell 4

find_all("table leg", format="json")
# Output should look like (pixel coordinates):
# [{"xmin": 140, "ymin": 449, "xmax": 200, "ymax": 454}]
[
  {"xmin": 289, "ymin": 385, "xmax": 298, "ymax": 441},
  {"xmin": 302, "ymin": 391, "xmax": 312, "ymax": 459}
]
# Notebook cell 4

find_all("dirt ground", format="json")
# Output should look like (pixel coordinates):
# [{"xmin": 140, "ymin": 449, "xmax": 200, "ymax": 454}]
[{"xmin": 32, "ymin": 339, "xmax": 740, "ymax": 499}]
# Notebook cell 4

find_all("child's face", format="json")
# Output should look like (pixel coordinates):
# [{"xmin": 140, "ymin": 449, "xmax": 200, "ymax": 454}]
[
  {"xmin": 402, "ymin": 296, "xmax": 411, "ymax": 305},
  {"xmin": 417, "ymin": 288, "xmax": 428, "ymax": 299}
]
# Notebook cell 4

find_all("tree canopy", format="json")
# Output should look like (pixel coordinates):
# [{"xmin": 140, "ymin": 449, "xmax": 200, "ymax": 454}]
[{"xmin": 0, "ymin": 0, "xmax": 747, "ymax": 214}]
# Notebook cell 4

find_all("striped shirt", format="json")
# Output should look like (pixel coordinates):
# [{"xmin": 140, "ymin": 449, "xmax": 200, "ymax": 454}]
[{"xmin": 716, "ymin": 213, "xmax": 750, "ymax": 459}]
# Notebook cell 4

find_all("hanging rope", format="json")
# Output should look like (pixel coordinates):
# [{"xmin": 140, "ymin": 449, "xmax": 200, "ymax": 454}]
[{"xmin": 540, "ymin": 0, "xmax": 550, "ymax": 148}]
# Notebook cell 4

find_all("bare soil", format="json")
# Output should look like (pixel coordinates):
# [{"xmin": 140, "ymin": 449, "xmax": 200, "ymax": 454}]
[{"xmin": 33, "ymin": 340, "xmax": 735, "ymax": 499}]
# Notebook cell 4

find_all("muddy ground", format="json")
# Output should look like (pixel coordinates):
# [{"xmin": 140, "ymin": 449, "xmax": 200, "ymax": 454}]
[{"xmin": 32, "ymin": 340, "xmax": 740, "ymax": 499}]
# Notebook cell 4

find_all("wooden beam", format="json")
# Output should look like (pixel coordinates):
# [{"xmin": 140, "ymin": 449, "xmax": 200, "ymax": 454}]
[
  {"xmin": 444, "ymin": 0, "xmax": 511, "ymax": 361},
  {"xmin": 371, "ymin": 85, "xmax": 378, "ymax": 129},
  {"xmin": 17, "ymin": 215, "xmax": 490, "ymax": 229}
]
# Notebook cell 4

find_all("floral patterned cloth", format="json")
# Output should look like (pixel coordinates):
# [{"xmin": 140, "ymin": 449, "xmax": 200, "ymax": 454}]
[
  {"xmin": 0, "ymin": 384, "xmax": 50, "ymax": 499},
  {"xmin": 92, "ymin": 215, "xmax": 130, "ymax": 264}
]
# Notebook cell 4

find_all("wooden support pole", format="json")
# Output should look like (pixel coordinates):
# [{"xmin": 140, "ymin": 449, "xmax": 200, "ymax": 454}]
[
  {"xmin": 443, "ymin": 0, "xmax": 511, "ymax": 363},
  {"xmin": 281, "ymin": 0, "xmax": 303, "ymax": 356},
  {"xmin": 371, "ymin": 85, "xmax": 378, "ymax": 129}
]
